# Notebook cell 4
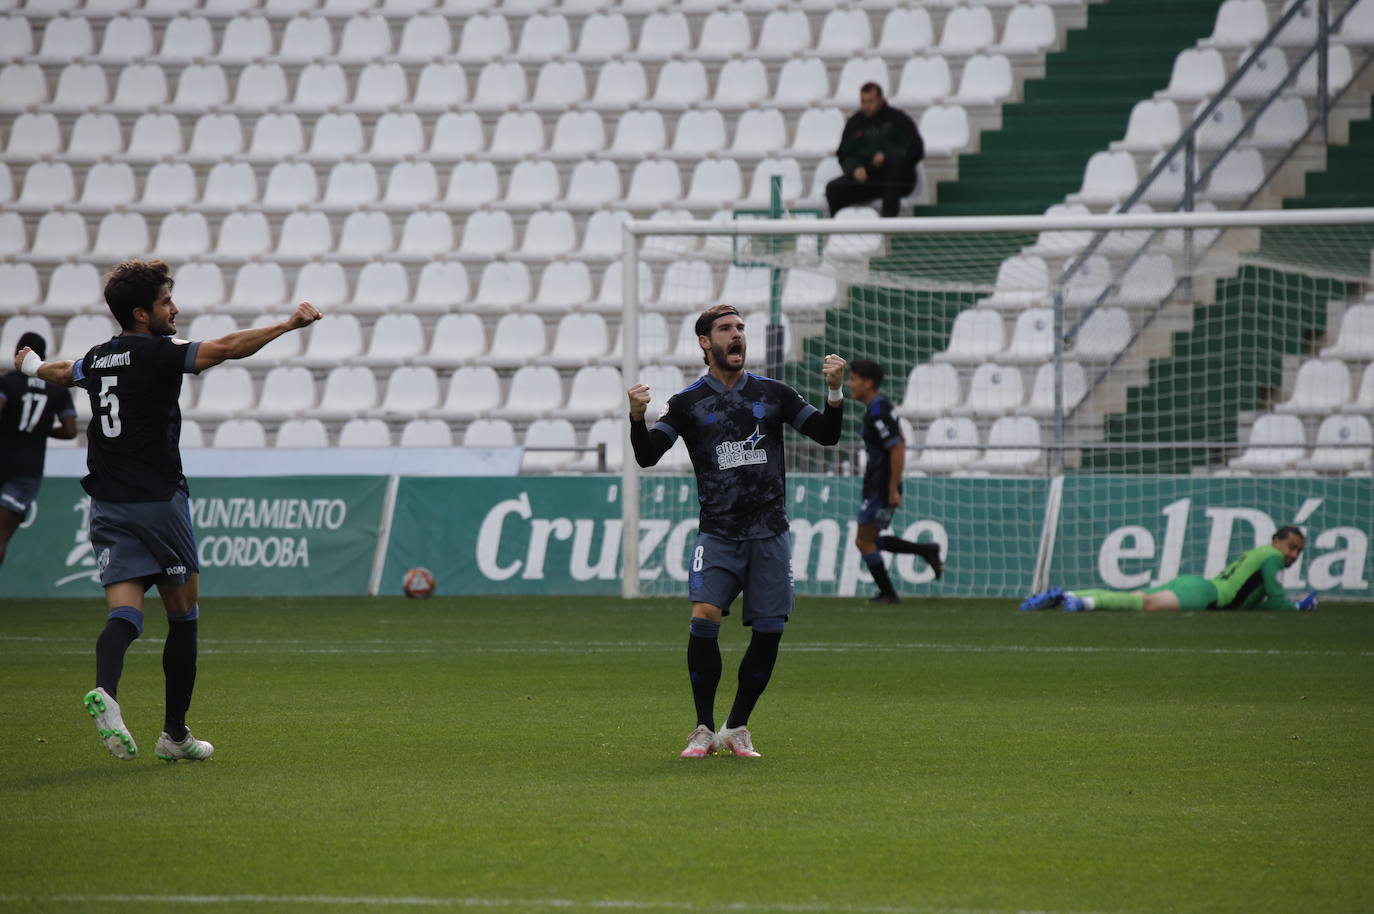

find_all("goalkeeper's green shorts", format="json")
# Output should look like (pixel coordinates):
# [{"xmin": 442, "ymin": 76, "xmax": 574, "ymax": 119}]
[{"xmin": 1144, "ymin": 575, "xmax": 1219, "ymax": 611}]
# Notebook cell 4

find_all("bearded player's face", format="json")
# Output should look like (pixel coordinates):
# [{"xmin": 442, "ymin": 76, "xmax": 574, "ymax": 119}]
[{"xmin": 705, "ymin": 315, "xmax": 746, "ymax": 371}]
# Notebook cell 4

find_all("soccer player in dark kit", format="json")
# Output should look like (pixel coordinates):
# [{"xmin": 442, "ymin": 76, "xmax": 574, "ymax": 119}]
[
  {"xmin": 0, "ymin": 332, "xmax": 78, "ymax": 567},
  {"xmin": 15, "ymin": 259, "xmax": 322, "ymax": 762},
  {"xmin": 627, "ymin": 304, "xmax": 846, "ymax": 758},
  {"xmin": 845, "ymin": 359, "xmax": 942, "ymax": 604}
]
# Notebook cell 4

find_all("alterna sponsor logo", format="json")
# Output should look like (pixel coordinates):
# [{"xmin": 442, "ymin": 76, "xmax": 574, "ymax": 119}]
[
  {"xmin": 715, "ymin": 425, "xmax": 768, "ymax": 470},
  {"xmin": 1097, "ymin": 497, "xmax": 1370, "ymax": 591},
  {"xmin": 191, "ymin": 497, "xmax": 348, "ymax": 568}
]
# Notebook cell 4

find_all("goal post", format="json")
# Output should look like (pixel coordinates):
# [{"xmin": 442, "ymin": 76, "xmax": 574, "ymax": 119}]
[{"xmin": 620, "ymin": 207, "xmax": 1374, "ymax": 600}]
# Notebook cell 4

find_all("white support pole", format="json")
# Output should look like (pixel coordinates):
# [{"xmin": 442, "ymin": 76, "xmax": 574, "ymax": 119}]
[{"xmin": 621, "ymin": 224, "xmax": 642, "ymax": 599}]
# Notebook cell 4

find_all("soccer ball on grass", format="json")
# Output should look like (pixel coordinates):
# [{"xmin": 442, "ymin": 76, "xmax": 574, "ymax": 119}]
[{"xmin": 402, "ymin": 567, "xmax": 436, "ymax": 598}]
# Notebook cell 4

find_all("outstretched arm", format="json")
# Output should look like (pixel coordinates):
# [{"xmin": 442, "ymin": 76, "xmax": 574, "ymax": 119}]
[
  {"xmin": 627, "ymin": 383, "xmax": 673, "ymax": 467},
  {"xmin": 194, "ymin": 302, "xmax": 322, "ymax": 371},
  {"xmin": 1259, "ymin": 554, "xmax": 1300, "ymax": 610},
  {"xmin": 799, "ymin": 354, "xmax": 845, "ymax": 445},
  {"xmin": 14, "ymin": 349, "xmax": 76, "ymax": 388}
]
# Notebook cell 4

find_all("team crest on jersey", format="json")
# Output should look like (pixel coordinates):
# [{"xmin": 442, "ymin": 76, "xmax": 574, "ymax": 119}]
[{"xmin": 715, "ymin": 425, "xmax": 768, "ymax": 470}]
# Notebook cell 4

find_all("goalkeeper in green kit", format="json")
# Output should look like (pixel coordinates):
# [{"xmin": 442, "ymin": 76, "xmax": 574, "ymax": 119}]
[{"xmin": 1020, "ymin": 525, "xmax": 1318, "ymax": 612}]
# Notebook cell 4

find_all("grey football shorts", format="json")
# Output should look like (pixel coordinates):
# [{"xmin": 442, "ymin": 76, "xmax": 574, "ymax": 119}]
[
  {"xmin": 88, "ymin": 489, "xmax": 199, "ymax": 587},
  {"xmin": 688, "ymin": 530, "xmax": 794, "ymax": 624},
  {"xmin": 0, "ymin": 476, "xmax": 41, "ymax": 515}
]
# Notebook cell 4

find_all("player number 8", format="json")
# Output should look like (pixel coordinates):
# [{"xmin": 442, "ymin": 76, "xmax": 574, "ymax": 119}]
[{"xmin": 691, "ymin": 545, "xmax": 704, "ymax": 573}]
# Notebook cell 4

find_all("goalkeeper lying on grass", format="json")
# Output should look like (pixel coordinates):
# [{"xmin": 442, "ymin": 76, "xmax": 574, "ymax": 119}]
[{"xmin": 1021, "ymin": 525, "xmax": 1318, "ymax": 612}]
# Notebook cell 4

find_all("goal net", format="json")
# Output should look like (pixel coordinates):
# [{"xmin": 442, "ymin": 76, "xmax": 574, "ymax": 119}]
[{"xmin": 620, "ymin": 208, "xmax": 1374, "ymax": 601}]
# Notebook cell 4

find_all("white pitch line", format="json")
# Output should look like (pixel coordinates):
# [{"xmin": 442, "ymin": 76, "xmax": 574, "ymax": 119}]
[
  {"xmin": 0, "ymin": 636, "xmax": 1368, "ymax": 658},
  {"xmin": 0, "ymin": 893, "xmax": 1117, "ymax": 914}
]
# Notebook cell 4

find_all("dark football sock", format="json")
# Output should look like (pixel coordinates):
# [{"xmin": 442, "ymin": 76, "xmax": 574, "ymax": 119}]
[
  {"xmin": 687, "ymin": 618, "xmax": 722, "ymax": 731},
  {"xmin": 725, "ymin": 628, "xmax": 782, "ymax": 730},
  {"xmin": 95, "ymin": 609, "xmax": 142, "ymax": 699},
  {"xmin": 862, "ymin": 550, "xmax": 897, "ymax": 597},
  {"xmin": 162, "ymin": 609, "xmax": 199, "ymax": 741},
  {"xmin": 877, "ymin": 536, "xmax": 943, "ymax": 576}
]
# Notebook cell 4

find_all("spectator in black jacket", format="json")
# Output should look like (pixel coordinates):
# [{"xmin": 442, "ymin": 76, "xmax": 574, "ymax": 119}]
[{"xmin": 825, "ymin": 83, "xmax": 925, "ymax": 217}]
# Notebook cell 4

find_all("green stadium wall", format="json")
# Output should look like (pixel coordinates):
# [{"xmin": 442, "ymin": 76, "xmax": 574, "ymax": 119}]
[{"xmin": 9, "ymin": 476, "xmax": 1370, "ymax": 602}]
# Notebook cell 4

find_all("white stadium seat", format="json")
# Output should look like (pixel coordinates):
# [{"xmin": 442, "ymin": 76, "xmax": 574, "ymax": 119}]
[
  {"xmin": 338, "ymin": 418, "xmax": 392, "ymax": 448},
  {"xmin": 309, "ymin": 114, "xmax": 365, "ymax": 159},
  {"xmin": 774, "ymin": 57, "xmax": 830, "ymax": 106},
  {"xmin": 563, "ymin": 365, "xmax": 623, "ymax": 419},
  {"xmin": 400, "ymin": 419, "xmax": 454, "ymax": 448},
  {"xmin": 972, "ymin": 416, "xmax": 1042, "ymax": 472},
  {"xmin": 493, "ymin": 365, "xmax": 563, "ymax": 420},
  {"xmin": 1297, "ymin": 415, "xmax": 1372, "ymax": 472},
  {"xmin": 300, "ymin": 313, "xmax": 365, "ymax": 367},
  {"xmin": 913, "ymin": 417, "xmax": 980, "ymax": 472},
  {"xmin": 462, "ymin": 418, "xmax": 516, "ymax": 448},
  {"xmin": 212, "ymin": 418, "xmax": 268, "ymax": 449},
  {"xmin": 1321, "ymin": 304, "xmax": 1374, "ymax": 359},
  {"xmin": 521, "ymin": 419, "xmax": 579, "ymax": 472},
  {"xmin": 255, "ymin": 366, "xmax": 318, "ymax": 420},
  {"xmin": 1275, "ymin": 359, "xmax": 1352, "ymax": 415},
  {"xmin": 934, "ymin": 309, "xmax": 1005, "ymax": 364},
  {"xmin": 1229, "ymin": 414, "xmax": 1306, "ymax": 471},
  {"xmin": 893, "ymin": 56, "xmax": 952, "ymax": 107},
  {"xmin": 530, "ymin": 261, "xmax": 594, "ymax": 312},
  {"xmin": 479, "ymin": 312, "xmax": 546, "ymax": 368},
  {"xmin": 541, "ymin": 313, "xmax": 610, "ymax": 368},
  {"xmin": 317, "ymin": 366, "xmax": 380, "ymax": 420},
  {"xmin": 1019, "ymin": 362, "xmax": 1088, "ymax": 418},
  {"xmin": 276, "ymin": 418, "xmax": 330, "ymax": 448},
  {"xmin": 371, "ymin": 366, "xmax": 441, "ymax": 416},
  {"xmin": 956, "ymin": 363, "xmax": 1024, "ymax": 416},
  {"xmin": 416, "ymin": 313, "xmax": 485, "ymax": 368},
  {"xmin": 672, "ymin": 109, "xmax": 728, "ymax": 157},
  {"xmin": 897, "ymin": 363, "xmax": 961, "ymax": 419},
  {"xmin": 435, "ymin": 366, "xmax": 501, "ymax": 420}
]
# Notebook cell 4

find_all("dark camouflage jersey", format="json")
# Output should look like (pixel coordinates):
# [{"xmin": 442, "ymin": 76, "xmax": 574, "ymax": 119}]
[
  {"xmin": 652, "ymin": 372, "xmax": 818, "ymax": 540},
  {"xmin": 860, "ymin": 394, "xmax": 903, "ymax": 499}
]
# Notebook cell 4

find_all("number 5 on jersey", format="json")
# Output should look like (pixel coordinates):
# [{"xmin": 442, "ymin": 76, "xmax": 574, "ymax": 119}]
[{"xmin": 99, "ymin": 376, "xmax": 122, "ymax": 437}]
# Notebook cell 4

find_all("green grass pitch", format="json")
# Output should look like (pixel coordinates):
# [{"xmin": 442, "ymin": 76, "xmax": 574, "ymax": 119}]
[{"xmin": 1, "ymin": 595, "xmax": 1372, "ymax": 914}]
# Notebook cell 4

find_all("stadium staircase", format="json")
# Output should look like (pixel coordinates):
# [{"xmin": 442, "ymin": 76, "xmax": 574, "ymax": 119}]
[
  {"xmin": 1086, "ymin": 92, "xmax": 1374, "ymax": 473},
  {"xmin": 792, "ymin": 0, "xmax": 1226, "ymax": 439}
]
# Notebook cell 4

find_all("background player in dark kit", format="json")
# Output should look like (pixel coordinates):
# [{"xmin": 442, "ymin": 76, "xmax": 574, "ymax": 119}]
[
  {"xmin": 0, "ymin": 332, "xmax": 77, "ymax": 567},
  {"xmin": 846, "ymin": 359, "xmax": 942, "ymax": 605}
]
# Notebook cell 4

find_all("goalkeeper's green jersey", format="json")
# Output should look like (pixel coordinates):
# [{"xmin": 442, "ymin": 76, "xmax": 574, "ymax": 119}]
[{"xmin": 1209, "ymin": 544, "xmax": 1297, "ymax": 610}]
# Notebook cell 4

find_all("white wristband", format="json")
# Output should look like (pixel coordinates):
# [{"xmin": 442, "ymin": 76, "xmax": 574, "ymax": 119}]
[
  {"xmin": 827, "ymin": 387, "xmax": 843, "ymax": 404},
  {"xmin": 20, "ymin": 350, "xmax": 43, "ymax": 378}
]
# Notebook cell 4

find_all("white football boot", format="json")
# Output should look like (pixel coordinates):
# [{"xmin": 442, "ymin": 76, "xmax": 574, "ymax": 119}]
[
  {"xmin": 83, "ymin": 687, "xmax": 138, "ymax": 760},
  {"xmin": 155, "ymin": 730, "xmax": 215, "ymax": 762},
  {"xmin": 717, "ymin": 725, "xmax": 761, "ymax": 758},
  {"xmin": 679, "ymin": 724, "xmax": 718, "ymax": 758}
]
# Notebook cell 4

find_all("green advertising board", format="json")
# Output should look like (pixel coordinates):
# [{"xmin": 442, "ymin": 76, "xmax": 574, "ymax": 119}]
[
  {"xmin": 7, "ymin": 476, "xmax": 388, "ymax": 599},
  {"xmin": 380, "ymin": 475, "xmax": 1048, "ymax": 598},
  {"xmin": 1052, "ymin": 476, "xmax": 1373, "ymax": 596}
]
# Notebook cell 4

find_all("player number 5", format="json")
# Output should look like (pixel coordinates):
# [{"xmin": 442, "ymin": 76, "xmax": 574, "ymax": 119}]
[{"xmin": 98, "ymin": 376, "xmax": 122, "ymax": 438}]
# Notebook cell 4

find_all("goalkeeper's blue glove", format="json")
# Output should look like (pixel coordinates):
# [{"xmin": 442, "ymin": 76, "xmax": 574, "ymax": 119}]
[{"xmin": 1296, "ymin": 591, "xmax": 1318, "ymax": 612}]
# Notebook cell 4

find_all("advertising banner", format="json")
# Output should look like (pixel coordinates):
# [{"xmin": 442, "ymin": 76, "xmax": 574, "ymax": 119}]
[
  {"xmin": 380, "ymin": 475, "xmax": 1048, "ymax": 598},
  {"xmin": 7, "ymin": 476, "xmax": 387, "ymax": 598},
  {"xmin": 1052, "ymin": 476, "xmax": 1373, "ymax": 598}
]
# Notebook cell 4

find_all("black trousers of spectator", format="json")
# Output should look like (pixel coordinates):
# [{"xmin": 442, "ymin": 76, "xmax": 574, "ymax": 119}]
[{"xmin": 825, "ymin": 168, "xmax": 917, "ymax": 217}]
